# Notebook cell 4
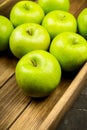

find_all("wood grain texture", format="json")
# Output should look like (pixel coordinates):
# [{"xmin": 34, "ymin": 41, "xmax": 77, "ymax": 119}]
[
  {"xmin": 0, "ymin": 0, "xmax": 23, "ymax": 17},
  {"xmin": 69, "ymin": 0, "xmax": 87, "ymax": 17},
  {"xmin": 0, "ymin": 0, "xmax": 87, "ymax": 130},
  {"xmin": 0, "ymin": 52, "xmax": 17, "ymax": 88},
  {"xmin": 0, "ymin": 76, "xmax": 31, "ymax": 130}
]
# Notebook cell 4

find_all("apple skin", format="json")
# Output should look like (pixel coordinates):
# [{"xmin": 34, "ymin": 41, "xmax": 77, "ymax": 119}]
[
  {"xmin": 9, "ymin": 23, "xmax": 51, "ymax": 59},
  {"xmin": 15, "ymin": 50, "xmax": 61, "ymax": 97},
  {"xmin": 0, "ymin": 15, "xmax": 14, "ymax": 52},
  {"xmin": 49, "ymin": 32, "xmax": 87, "ymax": 71},
  {"xmin": 10, "ymin": 1, "xmax": 45, "ymax": 27},
  {"xmin": 77, "ymin": 8, "xmax": 87, "ymax": 40},
  {"xmin": 38, "ymin": 0, "xmax": 70, "ymax": 14},
  {"xmin": 42, "ymin": 10, "xmax": 77, "ymax": 39}
]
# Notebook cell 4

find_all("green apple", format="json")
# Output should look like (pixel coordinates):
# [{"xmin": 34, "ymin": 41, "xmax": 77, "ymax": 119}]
[
  {"xmin": 0, "ymin": 15, "xmax": 14, "ymax": 52},
  {"xmin": 15, "ymin": 50, "xmax": 61, "ymax": 97},
  {"xmin": 9, "ymin": 23, "xmax": 51, "ymax": 59},
  {"xmin": 38, "ymin": 0, "xmax": 70, "ymax": 14},
  {"xmin": 10, "ymin": 1, "xmax": 45, "ymax": 27},
  {"xmin": 77, "ymin": 8, "xmax": 87, "ymax": 40},
  {"xmin": 49, "ymin": 32, "xmax": 87, "ymax": 71},
  {"xmin": 42, "ymin": 10, "xmax": 77, "ymax": 39}
]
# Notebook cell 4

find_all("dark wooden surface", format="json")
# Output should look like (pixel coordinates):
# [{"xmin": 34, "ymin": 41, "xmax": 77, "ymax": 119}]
[{"xmin": 56, "ymin": 84, "xmax": 87, "ymax": 130}]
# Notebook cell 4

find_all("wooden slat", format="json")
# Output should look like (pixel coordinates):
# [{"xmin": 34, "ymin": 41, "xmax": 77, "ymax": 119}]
[
  {"xmin": 0, "ymin": 76, "xmax": 31, "ymax": 130},
  {"xmin": 69, "ymin": 0, "xmax": 87, "ymax": 17},
  {"xmin": 0, "ymin": 52, "xmax": 17, "ymax": 88},
  {"xmin": 0, "ymin": 0, "xmax": 23, "ymax": 17}
]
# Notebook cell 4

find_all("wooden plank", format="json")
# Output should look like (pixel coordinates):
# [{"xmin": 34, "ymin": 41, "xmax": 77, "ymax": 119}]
[
  {"xmin": 69, "ymin": 0, "xmax": 87, "ymax": 17},
  {"xmin": 0, "ymin": 76, "xmax": 31, "ymax": 130},
  {"xmin": 0, "ymin": 0, "xmax": 23, "ymax": 17},
  {"xmin": 0, "ymin": 52, "xmax": 17, "ymax": 88}
]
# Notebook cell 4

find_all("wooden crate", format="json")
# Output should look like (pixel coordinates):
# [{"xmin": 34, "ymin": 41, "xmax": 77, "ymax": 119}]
[{"xmin": 0, "ymin": 0, "xmax": 87, "ymax": 130}]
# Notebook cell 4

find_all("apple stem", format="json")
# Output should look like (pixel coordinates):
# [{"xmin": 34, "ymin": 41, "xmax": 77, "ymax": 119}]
[
  {"xmin": 24, "ymin": 3, "xmax": 30, "ymax": 10},
  {"xmin": 60, "ymin": 15, "xmax": 66, "ymax": 21},
  {"xmin": 26, "ymin": 29, "xmax": 33, "ymax": 36},
  {"xmin": 31, "ymin": 59, "xmax": 37, "ymax": 67}
]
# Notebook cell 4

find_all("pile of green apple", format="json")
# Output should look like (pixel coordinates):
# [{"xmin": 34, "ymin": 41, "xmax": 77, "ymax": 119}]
[{"xmin": 0, "ymin": 0, "xmax": 87, "ymax": 97}]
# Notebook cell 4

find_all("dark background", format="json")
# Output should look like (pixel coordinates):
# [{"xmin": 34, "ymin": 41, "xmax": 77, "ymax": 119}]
[{"xmin": 56, "ymin": 84, "xmax": 87, "ymax": 130}]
